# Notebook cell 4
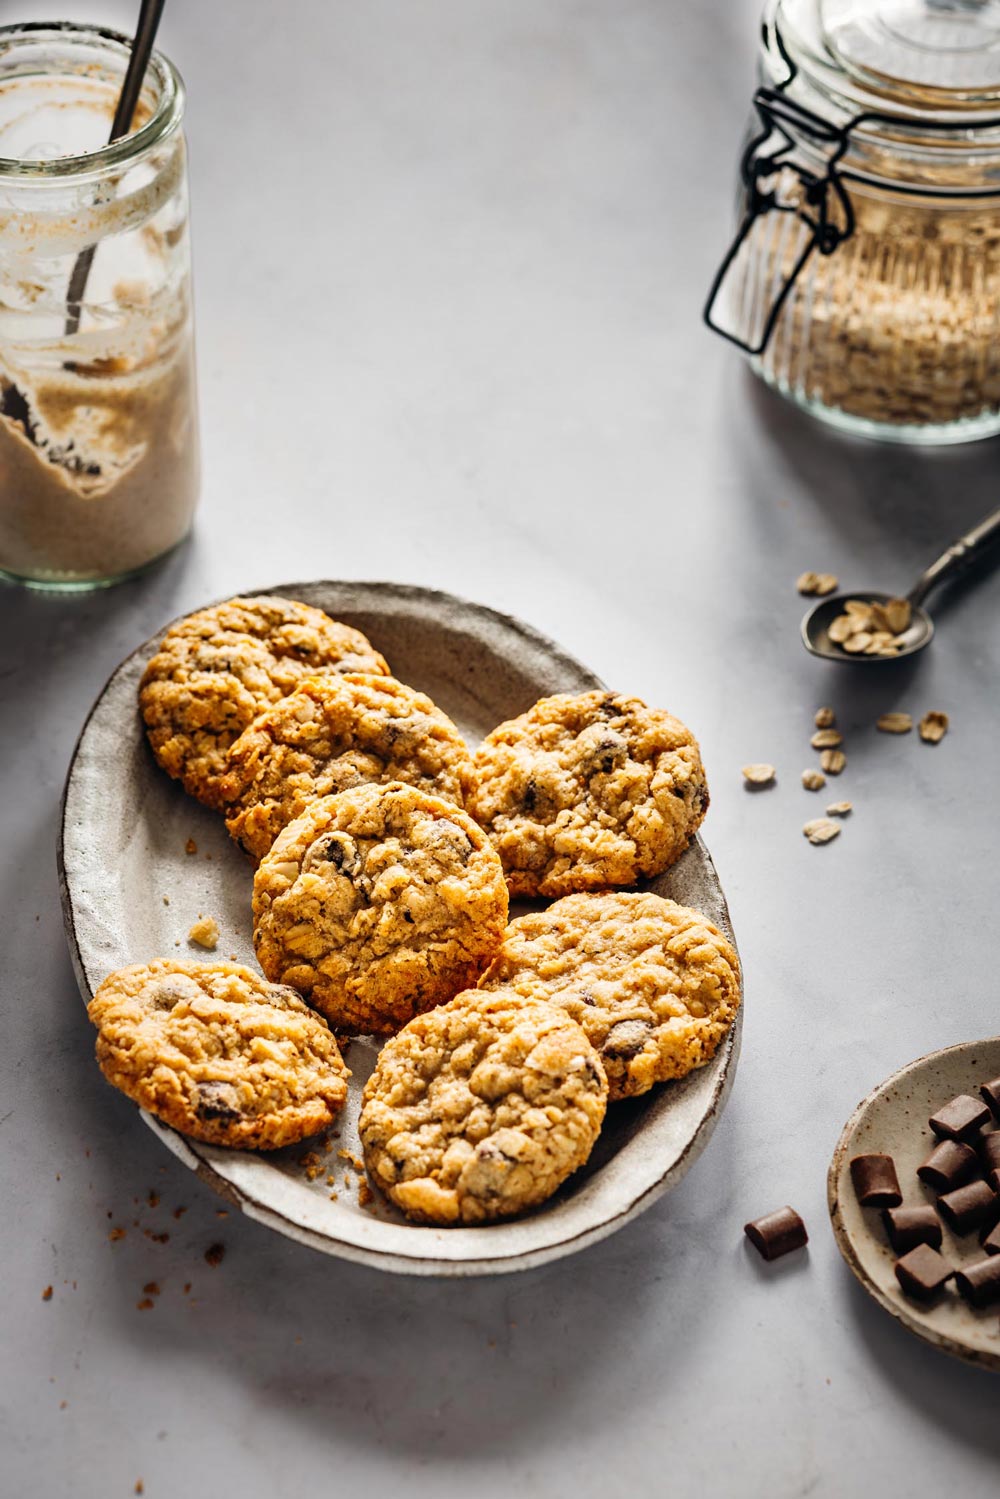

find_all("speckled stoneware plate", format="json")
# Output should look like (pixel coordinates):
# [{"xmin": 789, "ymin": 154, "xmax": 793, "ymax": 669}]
[
  {"xmin": 60, "ymin": 581, "xmax": 742, "ymax": 1276},
  {"xmin": 829, "ymin": 1038, "xmax": 1000, "ymax": 1370}
]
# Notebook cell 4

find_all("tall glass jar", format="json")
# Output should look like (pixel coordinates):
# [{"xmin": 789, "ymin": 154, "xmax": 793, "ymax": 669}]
[
  {"xmin": 0, "ymin": 22, "xmax": 198, "ymax": 587},
  {"xmin": 705, "ymin": 0, "xmax": 1000, "ymax": 445}
]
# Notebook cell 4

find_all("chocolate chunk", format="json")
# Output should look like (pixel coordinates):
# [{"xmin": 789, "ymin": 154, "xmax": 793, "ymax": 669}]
[
  {"xmin": 929, "ymin": 1093, "xmax": 991, "ymax": 1141},
  {"xmin": 194, "ymin": 1082, "xmax": 243, "ymax": 1123},
  {"xmin": 954, "ymin": 1256, "xmax": 1000, "ymax": 1308},
  {"xmin": 744, "ymin": 1206, "xmax": 808, "ymax": 1261},
  {"xmin": 982, "ymin": 1219, "xmax": 1000, "ymax": 1256},
  {"xmin": 602, "ymin": 1020, "xmax": 652, "ymax": 1059},
  {"xmin": 883, "ymin": 1205, "xmax": 942, "ymax": 1254},
  {"xmin": 937, "ymin": 1179, "xmax": 998, "ymax": 1236},
  {"xmin": 979, "ymin": 1133, "xmax": 1000, "ymax": 1171},
  {"xmin": 981, "ymin": 1078, "xmax": 1000, "ymax": 1121},
  {"xmin": 989, "ymin": 1168, "xmax": 1000, "ymax": 1196},
  {"xmin": 894, "ymin": 1244, "xmax": 953, "ymax": 1302},
  {"xmin": 917, "ymin": 1138, "xmax": 980, "ymax": 1193},
  {"xmin": 849, "ymin": 1153, "xmax": 902, "ymax": 1208}
]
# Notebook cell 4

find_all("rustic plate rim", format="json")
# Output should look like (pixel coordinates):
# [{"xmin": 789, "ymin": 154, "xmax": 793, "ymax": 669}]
[{"xmin": 59, "ymin": 578, "xmax": 742, "ymax": 1276}]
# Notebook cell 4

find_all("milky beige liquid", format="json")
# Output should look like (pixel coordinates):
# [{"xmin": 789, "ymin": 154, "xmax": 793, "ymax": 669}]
[{"xmin": 0, "ymin": 72, "xmax": 198, "ymax": 584}]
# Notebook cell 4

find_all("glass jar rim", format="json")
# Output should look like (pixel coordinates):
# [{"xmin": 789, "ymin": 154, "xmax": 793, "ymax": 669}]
[{"xmin": 0, "ymin": 20, "xmax": 184, "ymax": 180}]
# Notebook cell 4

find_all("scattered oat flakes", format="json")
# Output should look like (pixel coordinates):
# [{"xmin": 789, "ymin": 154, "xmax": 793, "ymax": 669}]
[
  {"xmin": 802, "ymin": 769, "xmax": 826, "ymax": 791},
  {"xmin": 205, "ymin": 1242, "xmax": 225, "ymax": 1268},
  {"xmin": 876, "ymin": 712, "xmax": 912, "ymax": 734},
  {"xmin": 820, "ymin": 749, "xmax": 846, "ymax": 775},
  {"xmin": 742, "ymin": 763, "xmax": 776, "ymax": 786},
  {"xmin": 825, "ymin": 596, "xmax": 911, "ymax": 657},
  {"xmin": 41, "ymin": 1285, "xmax": 52, "ymax": 1301},
  {"xmin": 187, "ymin": 915, "xmax": 219, "ymax": 950},
  {"xmin": 184, "ymin": 838, "xmax": 197, "ymax": 855},
  {"xmin": 803, "ymin": 818, "xmax": 841, "ymax": 845},
  {"xmin": 811, "ymin": 729, "xmax": 842, "ymax": 749},
  {"xmin": 162, "ymin": 896, "xmax": 170, "ymax": 906},
  {"xmin": 797, "ymin": 571, "xmax": 838, "ymax": 596},
  {"xmin": 826, "ymin": 801, "xmax": 852, "ymax": 816},
  {"xmin": 919, "ymin": 710, "xmax": 949, "ymax": 744},
  {"xmin": 814, "ymin": 707, "xmax": 836, "ymax": 729}
]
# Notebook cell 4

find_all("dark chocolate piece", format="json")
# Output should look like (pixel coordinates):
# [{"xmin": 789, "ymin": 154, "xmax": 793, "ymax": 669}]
[
  {"xmin": 979, "ymin": 1133, "xmax": 1000, "ymax": 1171},
  {"xmin": 981, "ymin": 1219, "xmax": 1000, "ymax": 1257},
  {"xmin": 883, "ymin": 1205, "xmax": 942, "ymax": 1254},
  {"xmin": 894, "ymin": 1244, "xmax": 953, "ymax": 1303},
  {"xmin": 954, "ymin": 1256, "xmax": 1000, "ymax": 1308},
  {"xmin": 744, "ymin": 1206, "xmax": 808, "ymax": 1261},
  {"xmin": 849, "ymin": 1153, "xmax": 902, "ymax": 1208},
  {"xmin": 981, "ymin": 1078, "xmax": 1000, "ymax": 1121},
  {"xmin": 917, "ymin": 1139, "xmax": 979, "ymax": 1193},
  {"xmin": 937, "ymin": 1179, "xmax": 998, "ymax": 1236},
  {"xmin": 989, "ymin": 1168, "xmax": 1000, "ymax": 1196},
  {"xmin": 929, "ymin": 1094, "xmax": 991, "ymax": 1141}
]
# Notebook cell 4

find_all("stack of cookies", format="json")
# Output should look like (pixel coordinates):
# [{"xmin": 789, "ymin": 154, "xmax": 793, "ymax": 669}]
[{"xmin": 87, "ymin": 593, "xmax": 741, "ymax": 1228}]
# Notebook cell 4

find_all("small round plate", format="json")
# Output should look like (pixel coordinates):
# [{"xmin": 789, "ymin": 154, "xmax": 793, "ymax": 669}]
[
  {"xmin": 829, "ymin": 1037, "xmax": 1000, "ymax": 1370},
  {"xmin": 60, "ymin": 580, "xmax": 742, "ymax": 1276}
]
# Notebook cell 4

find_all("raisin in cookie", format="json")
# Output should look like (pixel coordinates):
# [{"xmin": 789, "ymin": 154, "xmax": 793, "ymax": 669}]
[
  {"xmin": 479, "ymin": 891, "xmax": 740, "ymax": 1100},
  {"xmin": 469, "ymin": 691, "xmax": 709, "ymax": 897},
  {"xmin": 359, "ymin": 987, "xmax": 607, "ymax": 1224},
  {"xmin": 222, "ymin": 674, "xmax": 473, "ymax": 863},
  {"xmin": 252, "ymin": 782, "xmax": 508, "ymax": 1035},
  {"xmin": 88, "ymin": 959, "xmax": 349, "ymax": 1149},
  {"xmin": 139, "ymin": 595, "xmax": 389, "ymax": 810}
]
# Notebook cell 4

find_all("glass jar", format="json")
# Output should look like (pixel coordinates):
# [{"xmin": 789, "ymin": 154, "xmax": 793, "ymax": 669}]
[
  {"xmin": 705, "ymin": 0, "xmax": 1000, "ymax": 444},
  {"xmin": 0, "ymin": 22, "xmax": 199, "ymax": 588}
]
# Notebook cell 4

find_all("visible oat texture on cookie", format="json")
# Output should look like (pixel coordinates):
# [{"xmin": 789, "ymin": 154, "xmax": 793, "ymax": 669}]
[
  {"xmin": 468, "ymin": 691, "xmax": 709, "ymax": 897},
  {"xmin": 139, "ymin": 595, "xmax": 389, "ymax": 810},
  {"xmin": 359, "ymin": 987, "xmax": 608, "ymax": 1224},
  {"xmin": 222, "ymin": 674, "xmax": 473, "ymax": 863},
  {"xmin": 252, "ymin": 782, "xmax": 509, "ymax": 1035},
  {"xmin": 88, "ymin": 959, "xmax": 350, "ymax": 1149},
  {"xmin": 479, "ymin": 891, "xmax": 741, "ymax": 1101}
]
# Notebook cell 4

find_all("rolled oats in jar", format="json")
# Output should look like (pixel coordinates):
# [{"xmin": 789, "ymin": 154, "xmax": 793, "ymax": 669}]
[
  {"xmin": 705, "ymin": 0, "xmax": 1000, "ymax": 444},
  {"xmin": 0, "ymin": 22, "xmax": 199, "ymax": 587}
]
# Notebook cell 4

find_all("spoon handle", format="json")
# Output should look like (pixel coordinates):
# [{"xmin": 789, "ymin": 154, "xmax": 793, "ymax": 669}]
[{"xmin": 907, "ymin": 505, "xmax": 1000, "ymax": 608}]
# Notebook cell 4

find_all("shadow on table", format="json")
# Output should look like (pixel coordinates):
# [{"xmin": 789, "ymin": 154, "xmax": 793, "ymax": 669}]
[{"xmin": 841, "ymin": 1268, "xmax": 1000, "ymax": 1455}]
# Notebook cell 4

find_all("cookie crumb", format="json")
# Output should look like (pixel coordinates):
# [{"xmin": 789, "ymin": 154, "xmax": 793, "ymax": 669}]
[
  {"xmin": 162, "ymin": 896, "xmax": 169, "ymax": 906},
  {"xmin": 204, "ymin": 1242, "xmax": 225, "ymax": 1268},
  {"xmin": 820, "ymin": 749, "xmax": 846, "ymax": 775},
  {"xmin": 136, "ymin": 1298, "xmax": 154, "ymax": 1311},
  {"xmin": 876, "ymin": 712, "xmax": 912, "ymax": 734},
  {"xmin": 184, "ymin": 838, "xmax": 197, "ymax": 855},
  {"xmin": 358, "ymin": 1179, "xmax": 374, "ymax": 1208},
  {"xmin": 804, "ymin": 818, "xmax": 841, "ymax": 845},
  {"xmin": 183, "ymin": 1282, "xmax": 191, "ymax": 1294},
  {"xmin": 797, "ymin": 571, "xmax": 838, "ymax": 596},
  {"xmin": 187, "ymin": 916, "xmax": 219, "ymax": 950},
  {"xmin": 216, "ymin": 1210, "xmax": 228, "ymax": 1218},
  {"xmin": 173, "ymin": 1206, "xmax": 187, "ymax": 1220},
  {"xmin": 108, "ymin": 1227, "xmax": 126, "ymax": 1243},
  {"xmin": 802, "ymin": 769, "xmax": 826, "ymax": 791},
  {"xmin": 41, "ymin": 1285, "xmax": 52, "ymax": 1301},
  {"xmin": 329, "ymin": 1190, "xmax": 339, "ymax": 1200},
  {"xmin": 919, "ymin": 710, "xmax": 949, "ymax": 743},
  {"xmin": 147, "ymin": 1191, "xmax": 160, "ymax": 1208},
  {"xmin": 741, "ymin": 763, "xmax": 776, "ymax": 787},
  {"xmin": 814, "ymin": 707, "xmax": 836, "ymax": 728},
  {"xmin": 135, "ymin": 1483, "xmax": 144, "ymax": 1496}
]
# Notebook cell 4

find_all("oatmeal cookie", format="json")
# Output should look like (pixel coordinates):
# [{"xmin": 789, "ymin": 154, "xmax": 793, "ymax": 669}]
[
  {"xmin": 480, "ymin": 891, "xmax": 740, "ymax": 1100},
  {"xmin": 139, "ymin": 595, "xmax": 389, "ymax": 809},
  {"xmin": 222, "ymin": 674, "xmax": 473, "ymax": 863},
  {"xmin": 252, "ymin": 782, "xmax": 508, "ymax": 1035},
  {"xmin": 469, "ymin": 691, "xmax": 709, "ymax": 897},
  {"xmin": 88, "ymin": 959, "xmax": 350, "ymax": 1149},
  {"xmin": 359, "ymin": 987, "xmax": 607, "ymax": 1224}
]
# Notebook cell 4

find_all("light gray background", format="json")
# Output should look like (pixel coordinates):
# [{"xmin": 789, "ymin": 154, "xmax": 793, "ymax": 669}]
[{"xmin": 3, "ymin": 3, "xmax": 999, "ymax": 1495}]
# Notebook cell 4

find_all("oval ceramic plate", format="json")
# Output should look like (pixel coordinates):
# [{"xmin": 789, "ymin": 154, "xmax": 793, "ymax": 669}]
[
  {"xmin": 829, "ymin": 1037, "xmax": 1000, "ymax": 1370},
  {"xmin": 60, "ymin": 581, "xmax": 742, "ymax": 1276}
]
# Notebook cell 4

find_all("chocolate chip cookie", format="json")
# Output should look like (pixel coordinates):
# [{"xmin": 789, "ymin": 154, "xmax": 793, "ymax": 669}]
[
  {"xmin": 252, "ymin": 782, "xmax": 509, "ymax": 1035},
  {"xmin": 479, "ymin": 891, "xmax": 740, "ymax": 1100},
  {"xmin": 469, "ymin": 691, "xmax": 709, "ymax": 897},
  {"xmin": 88, "ymin": 959, "xmax": 350, "ymax": 1149},
  {"xmin": 222, "ymin": 674, "xmax": 473, "ymax": 863},
  {"xmin": 139, "ymin": 595, "xmax": 389, "ymax": 810},
  {"xmin": 359, "ymin": 986, "xmax": 608, "ymax": 1224}
]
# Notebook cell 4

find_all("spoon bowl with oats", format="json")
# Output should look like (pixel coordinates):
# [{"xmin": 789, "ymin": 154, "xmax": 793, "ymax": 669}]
[{"xmin": 801, "ymin": 505, "xmax": 1000, "ymax": 665}]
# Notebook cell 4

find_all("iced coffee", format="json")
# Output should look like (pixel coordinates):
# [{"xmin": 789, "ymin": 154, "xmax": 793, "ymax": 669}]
[{"xmin": 0, "ymin": 23, "xmax": 199, "ymax": 587}]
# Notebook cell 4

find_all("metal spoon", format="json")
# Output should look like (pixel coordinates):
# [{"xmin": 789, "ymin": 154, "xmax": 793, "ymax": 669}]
[{"xmin": 801, "ymin": 505, "xmax": 1000, "ymax": 664}]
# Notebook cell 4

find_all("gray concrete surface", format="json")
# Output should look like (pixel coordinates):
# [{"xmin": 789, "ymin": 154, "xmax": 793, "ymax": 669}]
[{"xmin": 2, "ymin": 3, "xmax": 999, "ymax": 1495}]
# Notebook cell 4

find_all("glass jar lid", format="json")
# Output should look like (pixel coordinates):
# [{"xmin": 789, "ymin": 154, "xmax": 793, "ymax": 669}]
[{"xmin": 821, "ymin": 0, "xmax": 1000, "ymax": 104}]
